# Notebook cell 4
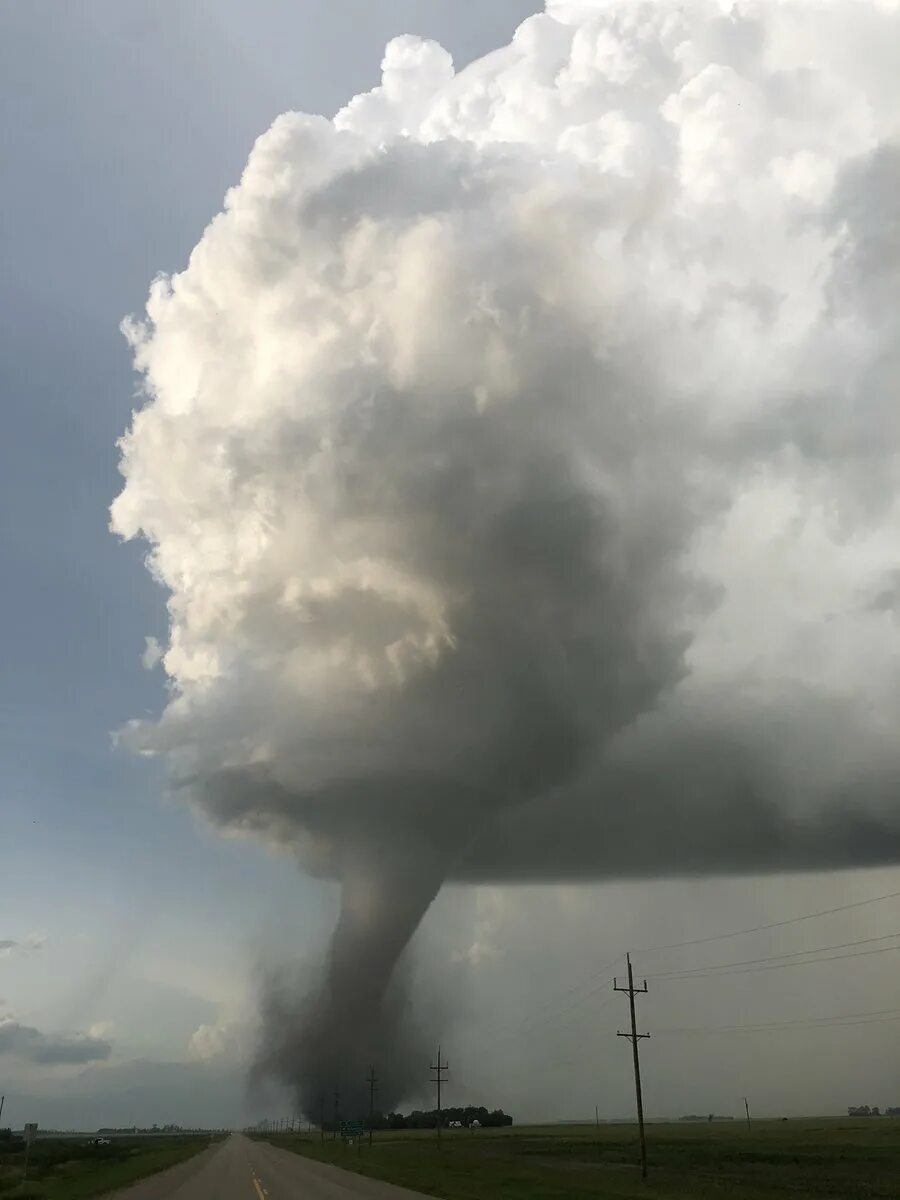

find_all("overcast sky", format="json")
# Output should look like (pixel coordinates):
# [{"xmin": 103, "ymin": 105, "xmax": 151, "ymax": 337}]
[{"xmin": 2, "ymin": 0, "xmax": 899, "ymax": 1131}]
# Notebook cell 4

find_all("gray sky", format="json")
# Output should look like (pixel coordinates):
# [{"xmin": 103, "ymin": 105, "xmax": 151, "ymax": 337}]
[{"xmin": 2, "ymin": 0, "xmax": 899, "ymax": 1130}]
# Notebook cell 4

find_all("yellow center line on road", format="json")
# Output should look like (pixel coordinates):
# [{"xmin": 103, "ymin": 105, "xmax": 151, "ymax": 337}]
[{"xmin": 251, "ymin": 1173, "xmax": 267, "ymax": 1200}]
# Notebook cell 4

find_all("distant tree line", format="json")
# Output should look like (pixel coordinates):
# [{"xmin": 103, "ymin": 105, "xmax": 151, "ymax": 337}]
[
  {"xmin": 388, "ymin": 1105, "xmax": 512, "ymax": 1130},
  {"xmin": 0, "ymin": 1129, "xmax": 25, "ymax": 1152},
  {"xmin": 326, "ymin": 1106, "xmax": 513, "ymax": 1131},
  {"xmin": 96, "ymin": 1125, "xmax": 204, "ymax": 1134}
]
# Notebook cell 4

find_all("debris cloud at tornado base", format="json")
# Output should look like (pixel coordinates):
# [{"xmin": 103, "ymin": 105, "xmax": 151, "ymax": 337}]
[{"xmin": 112, "ymin": 0, "xmax": 900, "ymax": 1114}]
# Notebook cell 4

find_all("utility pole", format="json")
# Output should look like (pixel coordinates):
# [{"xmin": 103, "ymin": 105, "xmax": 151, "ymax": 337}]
[
  {"xmin": 744, "ymin": 1097, "xmax": 751, "ymax": 1134},
  {"xmin": 333, "ymin": 1089, "xmax": 340, "ymax": 1142},
  {"xmin": 430, "ymin": 1046, "xmax": 448, "ymax": 1148},
  {"xmin": 614, "ymin": 953, "xmax": 650, "ymax": 1181},
  {"xmin": 366, "ymin": 1066, "xmax": 378, "ymax": 1147},
  {"xmin": 319, "ymin": 1095, "xmax": 325, "ymax": 1145},
  {"xmin": 22, "ymin": 1123, "xmax": 36, "ymax": 1192},
  {"xmin": 595, "ymin": 1105, "xmax": 600, "ymax": 1129},
  {"xmin": 0, "ymin": 1095, "xmax": 4, "ymax": 1125}
]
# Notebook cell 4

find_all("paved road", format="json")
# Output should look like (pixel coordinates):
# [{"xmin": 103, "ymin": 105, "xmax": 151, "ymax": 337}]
[{"xmin": 108, "ymin": 1132, "xmax": 433, "ymax": 1200}]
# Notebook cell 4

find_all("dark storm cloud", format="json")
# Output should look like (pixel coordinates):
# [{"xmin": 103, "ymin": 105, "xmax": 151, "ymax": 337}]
[
  {"xmin": 113, "ymin": 0, "xmax": 900, "ymax": 1116},
  {"xmin": 0, "ymin": 1020, "xmax": 112, "ymax": 1066}
]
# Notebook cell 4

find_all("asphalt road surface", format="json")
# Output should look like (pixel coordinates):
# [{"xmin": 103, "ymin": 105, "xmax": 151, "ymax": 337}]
[{"xmin": 108, "ymin": 1132, "xmax": 433, "ymax": 1200}]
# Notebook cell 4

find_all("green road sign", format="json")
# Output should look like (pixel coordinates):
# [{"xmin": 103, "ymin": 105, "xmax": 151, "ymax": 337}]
[{"xmin": 340, "ymin": 1121, "xmax": 365, "ymax": 1137}]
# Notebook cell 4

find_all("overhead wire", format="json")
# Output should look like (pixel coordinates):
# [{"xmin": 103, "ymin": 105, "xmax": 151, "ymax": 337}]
[
  {"xmin": 636, "ymin": 885, "xmax": 900, "ymax": 956},
  {"xmin": 463, "ymin": 970, "xmax": 622, "ymax": 1061},
  {"xmin": 448, "ymin": 884, "xmax": 900, "ymax": 1085},
  {"xmin": 654, "ymin": 1006, "xmax": 900, "ymax": 1036},
  {"xmin": 650, "ymin": 942, "xmax": 900, "ymax": 980},
  {"xmin": 457, "ymin": 952, "xmax": 624, "ymax": 1048},
  {"xmin": 648, "ymin": 930, "xmax": 900, "ymax": 978}
]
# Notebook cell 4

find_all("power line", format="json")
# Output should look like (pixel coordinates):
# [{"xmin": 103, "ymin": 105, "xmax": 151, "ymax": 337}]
[
  {"xmin": 460, "ymin": 961, "xmax": 624, "ymax": 1059},
  {"xmin": 637, "ymin": 886, "xmax": 900, "ymax": 955},
  {"xmin": 653, "ymin": 942, "xmax": 900, "ymax": 981},
  {"xmin": 649, "ymin": 931, "xmax": 900, "ymax": 977},
  {"xmin": 655, "ymin": 1006, "xmax": 900, "ymax": 1036},
  {"xmin": 463, "ymin": 954, "xmax": 624, "ymax": 1045},
  {"xmin": 787, "ymin": 1014, "xmax": 900, "ymax": 1030},
  {"xmin": 457, "ymin": 979, "xmax": 621, "ymax": 1074},
  {"xmin": 659, "ymin": 1014, "xmax": 900, "ymax": 1036},
  {"xmin": 457, "ymin": 938, "xmax": 894, "ymax": 1060},
  {"xmin": 508, "ymin": 954, "xmax": 624, "ymax": 1026},
  {"xmin": 458, "ymin": 886, "xmax": 900, "ymax": 1047},
  {"xmin": 455, "ymin": 996, "xmax": 623, "ymax": 1091},
  {"xmin": 467, "ymin": 888, "xmax": 900, "ymax": 1041},
  {"xmin": 490, "ymin": 969, "xmax": 621, "ymax": 1041},
  {"xmin": 473, "ymin": 992, "xmax": 622, "ymax": 1071}
]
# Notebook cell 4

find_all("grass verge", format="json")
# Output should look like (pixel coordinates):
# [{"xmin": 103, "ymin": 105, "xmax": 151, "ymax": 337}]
[{"xmin": 0, "ymin": 1136, "xmax": 217, "ymax": 1199}]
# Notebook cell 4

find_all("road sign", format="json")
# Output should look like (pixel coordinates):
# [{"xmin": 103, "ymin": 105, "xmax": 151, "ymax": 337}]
[
  {"xmin": 24, "ymin": 1124, "xmax": 38, "ymax": 1145},
  {"xmin": 340, "ymin": 1121, "xmax": 365, "ymax": 1138}
]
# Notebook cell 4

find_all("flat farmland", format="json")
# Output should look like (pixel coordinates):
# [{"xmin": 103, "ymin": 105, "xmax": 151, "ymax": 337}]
[{"xmin": 259, "ymin": 1118, "xmax": 900, "ymax": 1199}]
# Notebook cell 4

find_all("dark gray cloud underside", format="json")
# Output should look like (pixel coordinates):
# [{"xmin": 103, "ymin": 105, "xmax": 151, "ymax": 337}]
[{"xmin": 0, "ymin": 1020, "xmax": 112, "ymax": 1065}]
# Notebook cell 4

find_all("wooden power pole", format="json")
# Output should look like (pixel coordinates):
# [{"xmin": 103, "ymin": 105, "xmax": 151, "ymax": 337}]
[
  {"xmin": 367, "ymin": 1066, "xmax": 378, "ymax": 1147},
  {"xmin": 430, "ymin": 1046, "xmax": 448, "ymax": 1147},
  {"xmin": 614, "ymin": 953, "xmax": 650, "ymax": 1180}
]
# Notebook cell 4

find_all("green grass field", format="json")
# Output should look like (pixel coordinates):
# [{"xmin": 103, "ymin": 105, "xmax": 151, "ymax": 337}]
[
  {"xmin": 259, "ymin": 1118, "xmax": 900, "ymax": 1199},
  {"xmin": 0, "ymin": 1135, "xmax": 216, "ymax": 1199}
]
